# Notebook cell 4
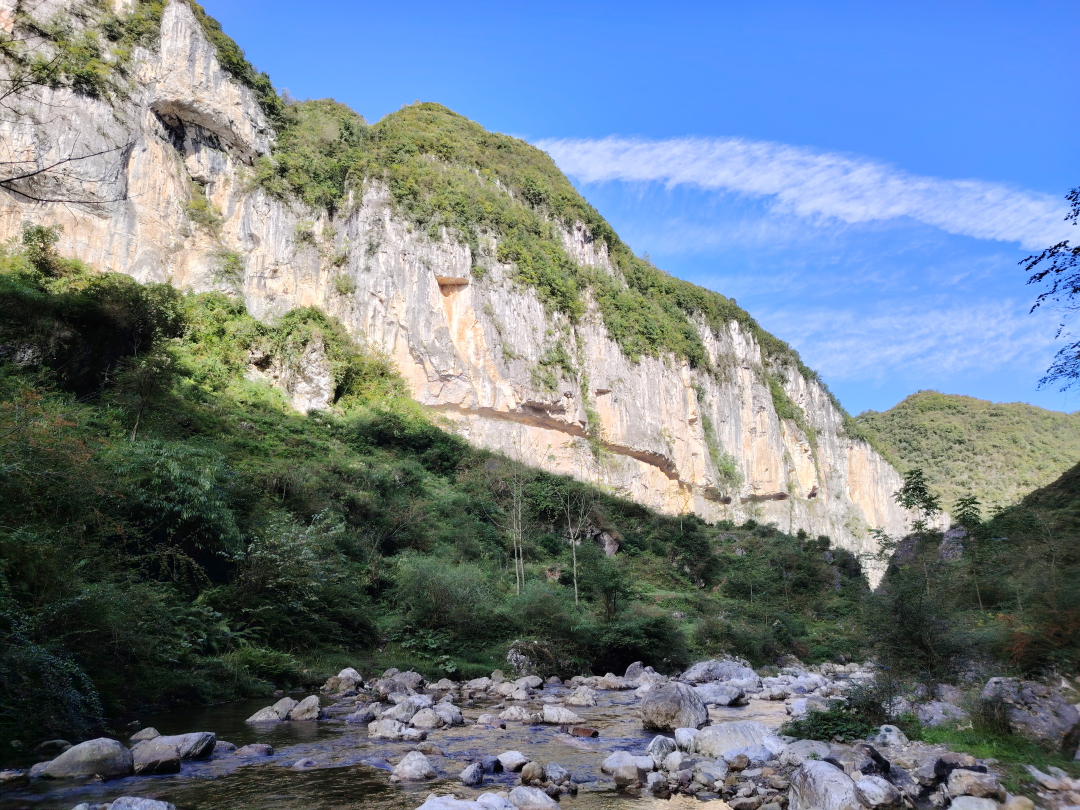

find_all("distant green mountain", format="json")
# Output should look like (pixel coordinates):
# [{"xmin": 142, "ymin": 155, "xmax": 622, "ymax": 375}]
[{"xmin": 854, "ymin": 391, "xmax": 1080, "ymax": 513}]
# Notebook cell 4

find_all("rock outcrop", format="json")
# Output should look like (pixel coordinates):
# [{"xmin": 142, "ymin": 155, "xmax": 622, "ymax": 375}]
[{"xmin": 0, "ymin": 0, "xmax": 916, "ymax": 579}]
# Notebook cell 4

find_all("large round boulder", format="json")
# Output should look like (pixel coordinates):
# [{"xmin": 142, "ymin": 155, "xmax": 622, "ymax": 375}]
[
  {"xmin": 41, "ymin": 738, "xmax": 133, "ymax": 780},
  {"xmin": 789, "ymin": 760, "xmax": 862, "ymax": 810},
  {"xmin": 640, "ymin": 682, "xmax": 708, "ymax": 731},
  {"xmin": 692, "ymin": 720, "xmax": 769, "ymax": 758}
]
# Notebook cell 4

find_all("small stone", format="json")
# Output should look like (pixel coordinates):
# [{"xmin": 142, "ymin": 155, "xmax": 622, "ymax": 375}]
[
  {"xmin": 482, "ymin": 755, "xmax": 503, "ymax": 773},
  {"xmin": 459, "ymin": 762, "xmax": 484, "ymax": 786},
  {"xmin": 507, "ymin": 785, "xmax": 558, "ymax": 809},
  {"xmin": 245, "ymin": 706, "xmax": 280, "ymax": 724},
  {"xmin": 287, "ymin": 695, "xmax": 322, "ymax": 721},
  {"xmin": 948, "ymin": 798, "xmax": 998, "ymax": 810},
  {"xmin": 544, "ymin": 762, "xmax": 569, "ymax": 784},
  {"xmin": 520, "ymin": 761, "xmax": 545, "ymax": 784},
  {"xmin": 292, "ymin": 758, "xmax": 318, "ymax": 770},
  {"xmin": 389, "ymin": 751, "xmax": 435, "ymax": 782},
  {"xmin": 235, "ymin": 744, "xmax": 273, "ymax": 757},
  {"xmin": 933, "ymin": 751, "xmax": 981, "ymax": 779},
  {"xmin": 570, "ymin": 726, "xmax": 598, "ymax": 737},
  {"xmin": 542, "ymin": 704, "xmax": 583, "ymax": 725},
  {"xmin": 498, "ymin": 751, "xmax": 529, "ymax": 772},
  {"xmin": 110, "ymin": 798, "xmax": 177, "ymax": 810},
  {"xmin": 674, "ymin": 727, "xmax": 700, "ymax": 751},
  {"xmin": 947, "ymin": 769, "xmax": 1004, "ymax": 800}
]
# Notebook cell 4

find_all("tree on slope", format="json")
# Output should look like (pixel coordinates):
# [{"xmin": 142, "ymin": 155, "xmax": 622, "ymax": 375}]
[{"xmin": 1023, "ymin": 186, "xmax": 1080, "ymax": 390}]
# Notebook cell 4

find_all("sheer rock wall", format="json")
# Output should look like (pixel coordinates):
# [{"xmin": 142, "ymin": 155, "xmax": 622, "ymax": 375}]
[{"xmin": 0, "ymin": 0, "xmax": 913, "ymax": 582}]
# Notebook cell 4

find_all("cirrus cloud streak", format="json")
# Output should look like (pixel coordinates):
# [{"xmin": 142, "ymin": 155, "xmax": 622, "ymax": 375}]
[{"xmin": 536, "ymin": 136, "xmax": 1071, "ymax": 250}]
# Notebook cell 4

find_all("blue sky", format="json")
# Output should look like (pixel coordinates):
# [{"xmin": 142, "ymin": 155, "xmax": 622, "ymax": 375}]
[{"xmin": 203, "ymin": 0, "xmax": 1079, "ymax": 414}]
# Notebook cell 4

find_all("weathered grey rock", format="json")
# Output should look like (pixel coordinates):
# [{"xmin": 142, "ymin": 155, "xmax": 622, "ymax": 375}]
[
  {"xmin": 933, "ymin": 751, "xmax": 982, "ymax": 779},
  {"xmin": 345, "ymin": 706, "xmax": 376, "ymax": 724},
  {"xmin": 693, "ymin": 682, "xmax": 746, "ymax": 706},
  {"xmin": 410, "ymin": 708, "xmax": 446, "ymax": 730},
  {"xmin": 982, "ymin": 677, "xmax": 1080, "ymax": 752},
  {"xmin": 235, "ymin": 743, "xmax": 273, "ymax": 757},
  {"xmin": 368, "ymin": 718, "xmax": 409, "ymax": 740},
  {"xmin": 625, "ymin": 662, "xmax": 645, "ymax": 680},
  {"xmin": 948, "ymin": 798, "xmax": 998, "ymax": 810},
  {"xmin": 460, "ymin": 762, "xmax": 484, "ymax": 786},
  {"xmin": 915, "ymin": 700, "xmax": 968, "ymax": 727},
  {"xmin": 434, "ymin": 703, "xmax": 464, "ymax": 726},
  {"xmin": 498, "ymin": 751, "xmax": 529, "ymax": 772},
  {"xmin": 132, "ymin": 738, "xmax": 181, "ymax": 775},
  {"xmin": 601, "ymin": 751, "xmax": 655, "ymax": 776},
  {"xmin": 544, "ymin": 762, "xmax": 570, "ymax": 784},
  {"xmin": 693, "ymin": 759, "xmax": 729, "ymax": 785},
  {"xmin": 246, "ymin": 706, "xmax": 281, "ymax": 724},
  {"xmin": 41, "ymin": 738, "xmax": 133, "ymax": 780},
  {"xmin": 662, "ymin": 750, "xmax": 686, "ymax": 772},
  {"xmin": 854, "ymin": 775, "xmax": 902, "ymax": 807},
  {"xmin": 0, "ymin": 769, "xmax": 27, "ymax": 785},
  {"xmin": 110, "ymin": 798, "xmax": 177, "ymax": 810},
  {"xmin": 566, "ymin": 686, "xmax": 598, "ymax": 707},
  {"xmin": 788, "ymin": 760, "xmax": 862, "ymax": 810},
  {"xmin": 646, "ymin": 771, "xmax": 667, "ymax": 794},
  {"xmin": 272, "ymin": 696, "xmax": 299, "ymax": 718},
  {"xmin": 641, "ymin": 682, "xmax": 708, "ymax": 731},
  {"xmin": 693, "ymin": 721, "xmax": 770, "ymax": 758},
  {"xmin": 390, "ymin": 751, "xmax": 435, "ymax": 782},
  {"xmin": 154, "ymin": 732, "xmax": 215, "ymax": 760},
  {"xmin": 507, "ymin": 786, "xmax": 558, "ymax": 809},
  {"xmin": 542, "ymin": 704, "xmax": 583, "ymax": 725},
  {"xmin": 645, "ymin": 734, "xmax": 677, "ymax": 765},
  {"xmin": 288, "ymin": 695, "xmax": 322, "ymax": 721},
  {"xmin": 872, "ymin": 724, "xmax": 908, "ymax": 747},
  {"xmin": 499, "ymin": 706, "xmax": 535, "ymax": 722},
  {"xmin": 947, "ymin": 769, "xmax": 1004, "ymax": 800},
  {"xmin": 417, "ymin": 796, "xmax": 514, "ymax": 810},
  {"xmin": 680, "ymin": 659, "xmax": 762, "ymax": 690},
  {"xmin": 674, "ymin": 727, "xmax": 700, "ymax": 751},
  {"xmin": 129, "ymin": 728, "xmax": 160, "ymax": 743}
]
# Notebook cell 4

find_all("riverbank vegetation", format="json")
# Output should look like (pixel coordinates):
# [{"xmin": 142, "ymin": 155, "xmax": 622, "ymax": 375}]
[{"xmin": 1, "ymin": 229, "xmax": 1077, "ymax": 763}]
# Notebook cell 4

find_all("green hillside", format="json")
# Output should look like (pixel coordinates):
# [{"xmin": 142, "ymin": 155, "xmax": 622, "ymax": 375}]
[{"xmin": 854, "ymin": 391, "xmax": 1080, "ymax": 511}]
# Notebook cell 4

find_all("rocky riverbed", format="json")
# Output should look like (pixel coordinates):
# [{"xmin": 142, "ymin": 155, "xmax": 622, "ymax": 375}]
[{"xmin": 2, "ymin": 659, "xmax": 1077, "ymax": 810}]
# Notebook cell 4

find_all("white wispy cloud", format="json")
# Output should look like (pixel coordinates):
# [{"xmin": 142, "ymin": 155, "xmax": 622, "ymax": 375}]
[
  {"xmin": 760, "ymin": 300, "xmax": 1058, "ymax": 382},
  {"xmin": 535, "ymin": 136, "xmax": 1072, "ymax": 250}
]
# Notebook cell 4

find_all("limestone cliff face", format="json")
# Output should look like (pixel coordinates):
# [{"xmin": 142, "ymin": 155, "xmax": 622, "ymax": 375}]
[{"xmin": 0, "ymin": 0, "xmax": 913, "ymax": 581}]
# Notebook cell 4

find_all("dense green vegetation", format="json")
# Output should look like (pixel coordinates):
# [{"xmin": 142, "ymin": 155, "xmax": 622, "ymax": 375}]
[
  {"xmin": 0, "ymin": 229, "xmax": 876, "ymax": 759},
  {"xmin": 854, "ymin": 390, "xmax": 1080, "ymax": 510}
]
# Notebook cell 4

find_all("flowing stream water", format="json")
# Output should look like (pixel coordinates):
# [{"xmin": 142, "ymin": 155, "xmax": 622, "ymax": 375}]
[{"xmin": 2, "ymin": 687, "xmax": 789, "ymax": 810}]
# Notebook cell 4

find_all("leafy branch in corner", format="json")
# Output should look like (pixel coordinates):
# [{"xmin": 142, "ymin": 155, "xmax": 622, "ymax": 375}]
[{"xmin": 1022, "ymin": 186, "xmax": 1079, "ymax": 390}]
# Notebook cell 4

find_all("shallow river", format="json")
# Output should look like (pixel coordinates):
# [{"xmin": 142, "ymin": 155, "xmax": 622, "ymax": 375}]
[{"xmin": 2, "ymin": 687, "xmax": 789, "ymax": 810}]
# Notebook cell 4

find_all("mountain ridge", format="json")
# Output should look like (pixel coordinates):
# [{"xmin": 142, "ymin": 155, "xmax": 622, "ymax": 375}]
[{"xmin": 0, "ymin": 0, "xmax": 914, "ymax": 572}]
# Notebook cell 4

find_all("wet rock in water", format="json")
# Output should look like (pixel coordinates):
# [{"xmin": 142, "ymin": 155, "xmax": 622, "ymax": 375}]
[
  {"xmin": 235, "ymin": 743, "xmax": 273, "ymax": 757},
  {"xmin": 982, "ymin": 677, "xmax": 1080, "ymax": 752},
  {"xmin": 499, "ymin": 706, "xmax": 535, "ymax": 722},
  {"xmin": 674, "ymin": 727, "xmax": 699, "ymax": 751},
  {"xmin": 542, "ymin": 704, "xmax": 583, "ymax": 725},
  {"xmin": 565, "ymin": 686, "xmax": 597, "ymax": 707},
  {"xmin": 519, "ymin": 761, "xmax": 545, "ymax": 785},
  {"xmin": 460, "ymin": 762, "xmax": 484, "ymax": 786},
  {"xmin": 516, "ymin": 675, "xmax": 543, "ymax": 690},
  {"xmin": 292, "ymin": 758, "xmax": 318, "ymax": 770},
  {"xmin": 481, "ymin": 755, "xmax": 503, "ymax": 773},
  {"xmin": 345, "ymin": 706, "xmax": 376, "ymax": 724},
  {"xmin": 680, "ymin": 658, "xmax": 763, "ymax": 690},
  {"xmin": 693, "ymin": 682, "xmax": 746, "ymax": 707},
  {"xmin": 41, "ymin": 738, "xmax": 133, "ymax": 780},
  {"xmin": 368, "ymin": 718, "xmax": 411, "ymax": 740},
  {"xmin": 645, "ymin": 734, "xmax": 677, "ymax": 765},
  {"xmin": 132, "ymin": 738, "xmax": 182, "ymax": 775},
  {"xmin": 385, "ymin": 695, "xmax": 433, "ymax": 723},
  {"xmin": 154, "ymin": 732, "xmax": 215, "ymax": 760},
  {"xmin": 288, "ymin": 695, "xmax": 322, "ymax": 721},
  {"xmin": 28, "ymin": 762, "xmax": 49, "ymax": 778},
  {"xmin": 693, "ymin": 721, "xmax": 769, "ymax": 758},
  {"xmin": 498, "ymin": 751, "xmax": 529, "ymax": 772},
  {"xmin": 390, "ymin": 751, "xmax": 435, "ymax": 782},
  {"xmin": 109, "ymin": 797, "xmax": 177, "ymax": 810},
  {"xmin": 601, "ymin": 750, "xmax": 655, "ymax": 786},
  {"xmin": 570, "ymin": 726, "xmax": 598, "ymax": 737},
  {"xmin": 544, "ymin": 762, "xmax": 570, "ymax": 784},
  {"xmin": 0, "ymin": 769, "xmax": 27, "ymax": 785},
  {"xmin": 872, "ymin": 724, "xmax": 908, "ymax": 747},
  {"xmin": 434, "ymin": 704, "xmax": 464, "ymax": 726},
  {"xmin": 410, "ymin": 708, "xmax": 446, "ymax": 729},
  {"xmin": 854, "ymin": 775, "xmax": 902, "ymax": 808},
  {"xmin": 947, "ymin": 769, "xmax": 1005, "ymax": 800},
  {"xmin": 788, "ymin": 760, "xmax": 862, "ymax": 810},
  {"xmin": 641, "ymin": 682, "xmax": 708, "ymax": 731},
  {"xmin": 272, "ymin": 696, "xmax": 299, "ymax": 718},
  {"xmin": 507, "ymin": 785, "xmax": 558, "ymax": 809},
  {"xmin": 246, "ymin": 707, "xmax": 281, "ymax": 723},
  {"xmin": 33, "ymin": 740, "xmax": 71, "ymax": 756},
  {"xmin": 214, "ymin": 741, "xmax": 237, "ymax": 756},
  {"xmin": 949, "ymin": 798, "xmax": 998, "ymax": 810}
]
